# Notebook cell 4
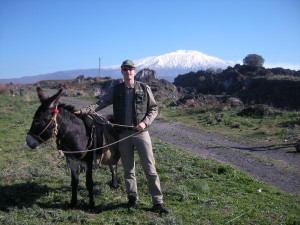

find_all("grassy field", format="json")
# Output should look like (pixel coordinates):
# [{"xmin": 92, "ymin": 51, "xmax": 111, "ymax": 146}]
[
  {"xmin": 160, "ymin": 104, "xmax": 300, "ymax": 148},
  {"xmin": 0, "ymin": 93, "xmax": 300, "ymax": 224}
]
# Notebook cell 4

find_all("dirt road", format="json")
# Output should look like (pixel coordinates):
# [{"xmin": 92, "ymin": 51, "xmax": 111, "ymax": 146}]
[
  {"xmin": 59, "ymin": 96, "xmax": 300, "ymax": 194},
  {"xmin": 150, "ymin": 120, "xmax": 300, "ymax": 194}
]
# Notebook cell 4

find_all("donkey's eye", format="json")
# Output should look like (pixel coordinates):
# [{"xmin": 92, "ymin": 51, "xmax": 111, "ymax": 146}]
[{"xmin": 33, "ymin": 118, "xmax": 48, "ymax": 125}]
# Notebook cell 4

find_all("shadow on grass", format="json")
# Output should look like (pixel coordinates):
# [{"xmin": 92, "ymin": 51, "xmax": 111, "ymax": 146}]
[
  {"xmin": 0, "ymin": 181, "xmax": 50, "ymax": 212},
  {"xmin": 0, "ymin": 181, "xmax": 153, "ymax": 214},
  {"xmin": 0, "ymin": 181, "xmax": 97, "ymax": 212}
]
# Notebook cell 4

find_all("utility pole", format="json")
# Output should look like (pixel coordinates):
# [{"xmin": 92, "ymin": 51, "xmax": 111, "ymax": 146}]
[{"xmin": 98, "ymin": 57, "xmax": 101, "ymax": 77}]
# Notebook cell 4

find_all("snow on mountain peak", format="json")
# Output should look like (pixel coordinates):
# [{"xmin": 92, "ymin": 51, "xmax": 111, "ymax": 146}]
[{"xmin": 135, "ymin": 50, "xmax": 229, "ymax": 69}]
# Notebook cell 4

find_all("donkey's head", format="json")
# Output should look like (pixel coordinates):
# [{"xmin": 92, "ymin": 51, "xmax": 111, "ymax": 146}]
[{"xmin": 26, "ymin": 87, "xmax": 63, "ymax": 149}]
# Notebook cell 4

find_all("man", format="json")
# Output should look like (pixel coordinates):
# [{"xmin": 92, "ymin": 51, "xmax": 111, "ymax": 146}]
[{"xmin": 76, "ymin": 60, "xmax": 169, "ymax": 214}]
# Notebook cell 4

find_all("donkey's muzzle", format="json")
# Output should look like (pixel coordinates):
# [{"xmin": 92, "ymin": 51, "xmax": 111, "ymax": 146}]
[{"xmin": 26, "ymin": 134, "xmax": 40, "ymax": 149}]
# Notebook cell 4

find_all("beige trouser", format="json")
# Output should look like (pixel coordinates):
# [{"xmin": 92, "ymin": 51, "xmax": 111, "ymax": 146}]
[{"xmin": 118, "ymin": 130, "xmax": 163, "ymax": 205}]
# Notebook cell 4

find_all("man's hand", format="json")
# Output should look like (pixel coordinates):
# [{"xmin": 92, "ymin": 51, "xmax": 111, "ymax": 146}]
[
  {"xmin": 74, "ymin": 111, "xmax": 81, "ymax": 115},
  {"xmin": 134, "ymin": 122, "xmax": 146, "ymax": 131}
]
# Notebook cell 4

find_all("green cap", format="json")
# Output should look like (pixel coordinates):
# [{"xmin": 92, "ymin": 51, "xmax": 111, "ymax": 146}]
[{"xmin": 121, "ymin": 60, "xmax": 135, "ymax": 68}]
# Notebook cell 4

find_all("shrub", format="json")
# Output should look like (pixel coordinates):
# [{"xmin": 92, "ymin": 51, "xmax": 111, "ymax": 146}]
[
  {"xmin": 0, "ymin": 83, "xmax": 8, "ymax": 94},
  {"xmin": 243, "ymin": 54, "xmax": 265, "ymax": 67}
]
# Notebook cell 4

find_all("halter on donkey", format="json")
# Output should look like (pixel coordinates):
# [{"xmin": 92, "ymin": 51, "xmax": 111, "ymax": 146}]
[{"xmin": 26, "ymin": 87, "xmax": 119, "ymax": 208}]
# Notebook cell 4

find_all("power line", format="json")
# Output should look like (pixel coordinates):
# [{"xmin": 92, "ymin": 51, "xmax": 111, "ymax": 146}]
[{"xmin": 98, "ymin": 57, "xmax": 101, "ymax": 77}]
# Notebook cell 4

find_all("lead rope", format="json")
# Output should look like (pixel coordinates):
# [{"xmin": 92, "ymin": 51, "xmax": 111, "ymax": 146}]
[
  {"xmin": 88, "ymin": 108, "xmax": 136, "ymax": 129},
  {"xmin": 59, "ymin": 130, "xmax": 141, "ymax": 154}
]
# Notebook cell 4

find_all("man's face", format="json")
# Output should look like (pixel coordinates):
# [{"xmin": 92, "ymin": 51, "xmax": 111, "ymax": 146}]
[{"xmin": 121, "ymin": 67, "xmax": 136, "ymax": 80}]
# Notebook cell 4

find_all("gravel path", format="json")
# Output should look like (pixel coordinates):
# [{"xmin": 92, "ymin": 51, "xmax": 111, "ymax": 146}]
[{"xmin": 58, "ymin": 96, "xmax": 300, "ymax": 194}]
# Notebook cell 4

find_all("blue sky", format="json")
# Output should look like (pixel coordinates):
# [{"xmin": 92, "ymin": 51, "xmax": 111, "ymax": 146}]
[{"xmin": 1, "ymin": 0, "xmax": 299, "ymax": 79}]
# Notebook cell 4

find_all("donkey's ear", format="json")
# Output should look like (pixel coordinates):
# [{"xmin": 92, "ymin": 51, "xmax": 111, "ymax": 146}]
[
  {"xmin": 47, "ymin": 89, "xmax": 63, "ymax": 108},
  {"xmin": 36, "ymin": 87, "xmax": 48, "ymax": 102}
]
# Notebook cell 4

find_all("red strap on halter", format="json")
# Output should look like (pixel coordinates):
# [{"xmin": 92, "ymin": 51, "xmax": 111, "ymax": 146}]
[{"xmin": 53, "ymin": 105, "xmax": 59, "ymax": 114}]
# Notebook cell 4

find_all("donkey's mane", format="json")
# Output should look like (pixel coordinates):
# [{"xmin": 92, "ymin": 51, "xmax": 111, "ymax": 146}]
[
  {"xmin": 57, "ymin": 103, "xmax": 86, "ymax": 127},
  {"xmin": 58, "ymin": 103, "xmax": 76, "ymax": 112}
]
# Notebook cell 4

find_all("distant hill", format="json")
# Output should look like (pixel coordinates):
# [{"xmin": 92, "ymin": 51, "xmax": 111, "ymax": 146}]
[{"xmin": 0, "ymin": 50, "xmax": 233, "ymax": 84}]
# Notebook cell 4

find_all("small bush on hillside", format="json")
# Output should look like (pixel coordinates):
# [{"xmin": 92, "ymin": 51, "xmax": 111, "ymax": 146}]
[
  {"xmin": 237, "ymin": 105, "xmax": 280, "ymax": 117},
  {"xmin": 0, "ymin": 83, "xmax": 8, "ymax": 94}
]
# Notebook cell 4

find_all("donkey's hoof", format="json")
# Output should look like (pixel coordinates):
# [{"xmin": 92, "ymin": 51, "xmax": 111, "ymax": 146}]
[
  {"xmin": 111, "ymin": 185, "xmax": 119, "ymax": 190},
  {"xmin": 89, "ymin": 202, "xmax": 95, "ymax": 209},
  {"xmin": 68, "ymin": 201, "xmax": 77, "ymax": 209}
]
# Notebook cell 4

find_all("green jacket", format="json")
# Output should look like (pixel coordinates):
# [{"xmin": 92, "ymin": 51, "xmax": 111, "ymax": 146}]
[{"xmin": 113, "ymin": 81, "xmax": 148, "ymax": 126}]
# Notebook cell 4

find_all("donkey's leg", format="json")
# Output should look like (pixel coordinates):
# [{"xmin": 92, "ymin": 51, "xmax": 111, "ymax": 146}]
[
  {"xmin": 86, "ymin": 159, "xmax": 95, "ymax": 208},
  {"xmin": 68, "ymin": 158, "xmax": 80, "ymax": 208},
  {"xmin": 109, "ymin": 164, "xmax": 118, "ymax": 189}
]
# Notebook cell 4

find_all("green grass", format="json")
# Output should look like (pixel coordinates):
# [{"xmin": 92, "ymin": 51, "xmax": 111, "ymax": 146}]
[
  {"xmin": 0, "ymin": 93, "xmax": 300, "ymax": 224},
  {"xmin": 159, "ymin": 105, "xmax": 300, "ymax": 147},
  {"xmin": 75, "ymin": 95, "xmax": 98, "ymax": 103}
]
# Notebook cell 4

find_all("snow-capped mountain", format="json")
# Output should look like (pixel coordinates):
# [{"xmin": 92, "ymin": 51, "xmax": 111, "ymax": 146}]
[
  {"xmin": 0, "ymin": 50, "xmax": 234, "ymax": 84},
  {"xmin": 135, "ymin": 50, "xmax": 232, "ymax": 70},
  {"xmin": 101, "ymin": 50, "xmax": 233, "ymax": 81}
]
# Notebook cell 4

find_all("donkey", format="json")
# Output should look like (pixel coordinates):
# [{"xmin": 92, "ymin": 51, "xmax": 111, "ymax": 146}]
[{"xmin": 26, "ymin": 87, "xmax": 119, "ymax": 208}]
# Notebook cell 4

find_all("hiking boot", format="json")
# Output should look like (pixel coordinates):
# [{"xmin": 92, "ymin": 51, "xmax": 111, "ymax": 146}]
[
  {"xmin": 127, "ymin": 195, "xmax": 138, "ymax": 208},
  {"xmin": 152, "ymin": 203, "xmax": 170, "ymax": 214}
]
